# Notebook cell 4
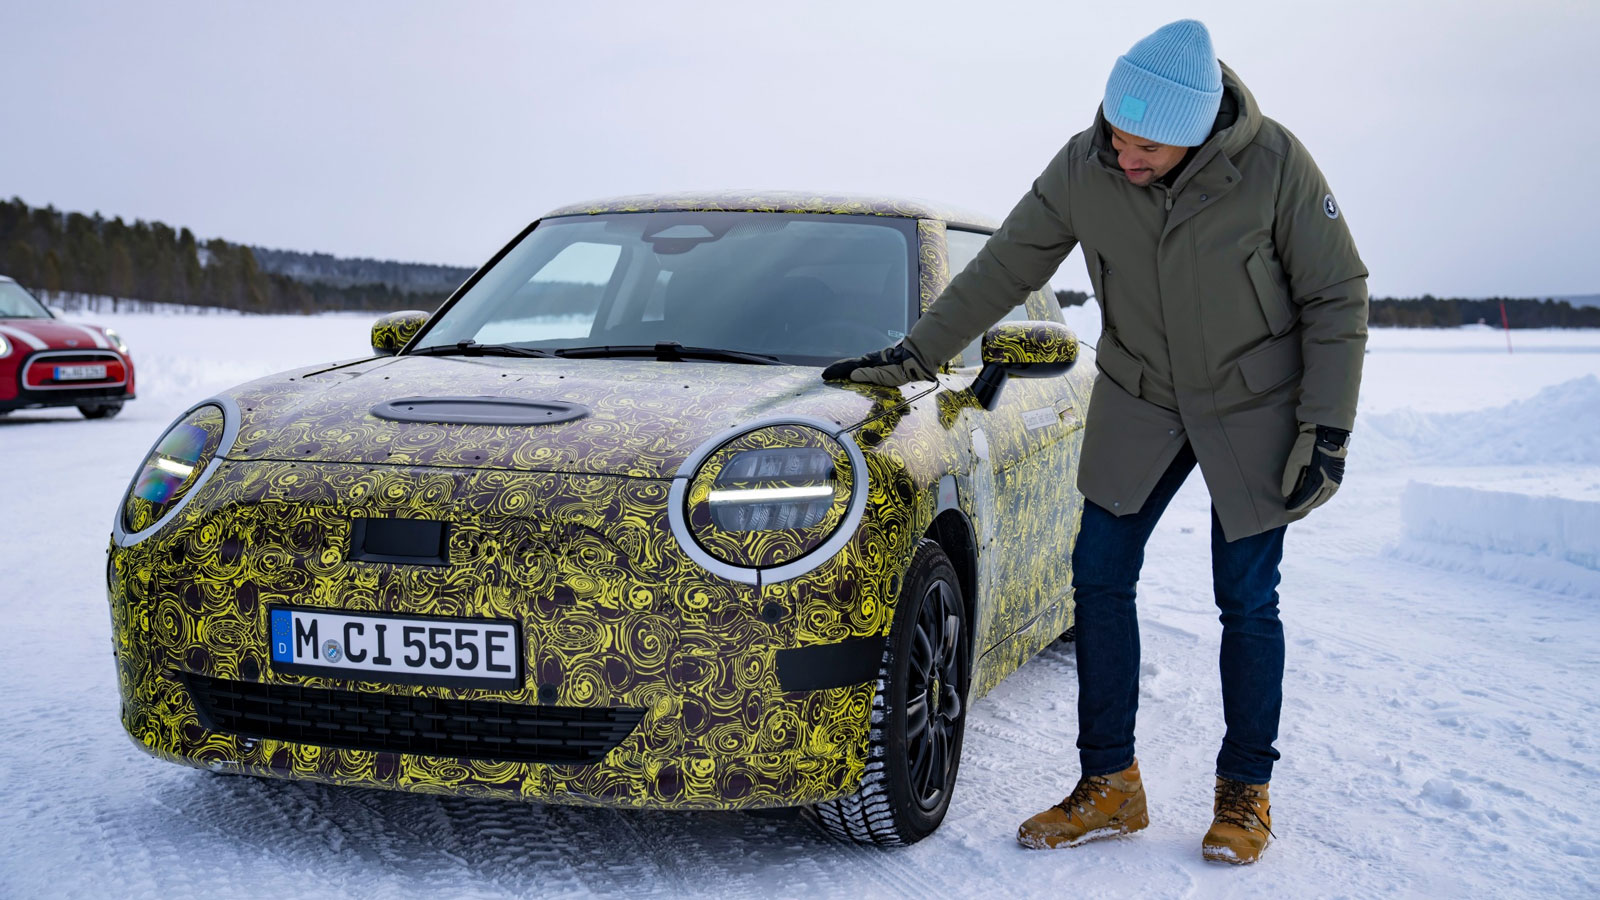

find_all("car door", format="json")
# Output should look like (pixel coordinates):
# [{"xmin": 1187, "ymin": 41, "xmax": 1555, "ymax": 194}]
[{"xmin": 936, "ymin": 229, "xmax": 1085, "ymax": 656}]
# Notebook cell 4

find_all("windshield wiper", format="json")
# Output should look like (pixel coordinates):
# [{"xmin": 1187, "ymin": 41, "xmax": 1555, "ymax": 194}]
[
  {"xmin": 554, "ymin": 342, "xmax": 781, "ymax": 365},
  {"xmin": 408, "ymin": 340, "xmax": 556, "ymax": 359}
]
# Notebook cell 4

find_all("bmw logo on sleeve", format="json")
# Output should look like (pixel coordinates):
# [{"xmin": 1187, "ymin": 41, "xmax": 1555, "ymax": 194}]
[{"xmin": 1323, "ymin": 193, "xmax": 1340, "ymax": 219}]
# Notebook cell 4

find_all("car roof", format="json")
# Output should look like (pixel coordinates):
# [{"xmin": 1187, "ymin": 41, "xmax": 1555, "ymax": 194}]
[
  {"xmin": 0, "ymin": 275, "xmax": 14, "ymax": 284},
  {"xmin": 540, "ymin": 190, "xmax": 998, "ymax": 232}
]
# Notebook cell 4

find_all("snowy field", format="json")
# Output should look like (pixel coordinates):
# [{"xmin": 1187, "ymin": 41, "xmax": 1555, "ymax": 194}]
[{"xmin": 2, "ymin": 311, "xmax": 1598, "ymax": 899}]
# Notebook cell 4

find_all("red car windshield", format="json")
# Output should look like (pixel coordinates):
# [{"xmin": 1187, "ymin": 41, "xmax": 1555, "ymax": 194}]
[{"xmin": 0, "ymin": 280, "xmax": 51, "ymax": 318}]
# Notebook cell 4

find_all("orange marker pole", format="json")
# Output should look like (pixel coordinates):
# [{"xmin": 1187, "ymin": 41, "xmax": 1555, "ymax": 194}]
[{"xmin": 1499, "ymin": 299, "xmax": 1512, "ymax": 354}]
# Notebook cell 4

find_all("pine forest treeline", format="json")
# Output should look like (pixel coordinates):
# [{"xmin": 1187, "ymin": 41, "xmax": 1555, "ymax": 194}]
[
  {"xmin": 0, "ymin": 198, "xmax": 455, "ymax": 314},
  {"xmin": 2, "ymin": 197, "xmax": 1594, "ymax": 325}
]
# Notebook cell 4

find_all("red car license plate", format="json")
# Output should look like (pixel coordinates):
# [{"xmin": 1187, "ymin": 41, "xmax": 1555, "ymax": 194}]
[{"xmin": 54, "ymin": 364, "xmax": 107, "ymax": 381}]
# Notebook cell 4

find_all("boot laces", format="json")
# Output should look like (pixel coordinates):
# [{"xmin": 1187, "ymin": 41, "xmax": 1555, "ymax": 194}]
[
  {"xmin": 1214, "ymin": 779, "xmax": 1274, "ymax": 836},
  {"xmin": 1054, "ymin": 774, "xmax": 1112, "ymax": 816}
]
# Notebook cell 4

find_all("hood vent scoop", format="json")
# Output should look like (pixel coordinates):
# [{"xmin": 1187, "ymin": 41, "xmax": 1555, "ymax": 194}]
[{"xmin": 371, "ymin": 396, "xmax": 590, "ymax": 426}]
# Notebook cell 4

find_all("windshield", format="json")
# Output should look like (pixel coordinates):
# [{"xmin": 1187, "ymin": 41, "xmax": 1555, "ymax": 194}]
[
  {"xmin": 414, "ymin": 212, "xmax": 917, "ymax": 365},
  {"xmin": 0, "ymin": 281, "xmax": 51, "ymax": 318}
]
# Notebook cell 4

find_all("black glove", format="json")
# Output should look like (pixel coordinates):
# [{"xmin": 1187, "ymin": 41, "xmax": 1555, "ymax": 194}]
[
  {"xmin": 820, "ymin": 341, "xmax": 937, "ymax": 387},
  {"xmin": 1282, "ymin": 423, "xmax": 1350, "ymax": 513}
]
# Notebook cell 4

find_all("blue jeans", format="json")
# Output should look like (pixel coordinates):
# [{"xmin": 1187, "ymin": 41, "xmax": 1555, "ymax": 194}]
[{"xmin": 1072, "ymin": 441, "xmax": 1287, "ymax": 784}]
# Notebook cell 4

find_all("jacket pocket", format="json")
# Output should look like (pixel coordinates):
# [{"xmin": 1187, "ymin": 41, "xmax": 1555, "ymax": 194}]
[
  {"xmin": 1094, "ymin": 334, "xmax": 1143, "ymax": 398},
  {"xmin": 1237, "ymin": 332, "xmax": 1303, "ymax": 394},
  {"xmin": 1085, "ymin": 246, "xmax": 1115, "ymax": 335},
  {"xmin": 1246, "ymin": 245, "xmax": 1294, "ymax": 337}
]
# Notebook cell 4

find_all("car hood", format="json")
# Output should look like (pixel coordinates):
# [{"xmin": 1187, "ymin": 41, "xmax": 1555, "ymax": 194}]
[
  {"xmin": 0, "ymin": 317, "xmax": 115, "ymax": 353},
  {"xmin": 223, "ymin": 354, "xmax": 931, "ymax": 478}
]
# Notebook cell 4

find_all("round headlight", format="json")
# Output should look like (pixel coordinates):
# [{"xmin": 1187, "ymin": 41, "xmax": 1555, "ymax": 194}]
[
  {"xmin": 103, "ymin": 328, "xmax": 129, "ymax": 355},
  {"xmin": 117, "ymin": 400, "xmax": 236, "ymax": 542},
  {"xmin": 669, "ymin": 417, "xmax": 868, "ymax": 584}
]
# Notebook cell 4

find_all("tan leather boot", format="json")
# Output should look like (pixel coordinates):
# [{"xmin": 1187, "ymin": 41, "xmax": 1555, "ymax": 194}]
[
  {"xmin": 1017, "ymin": 759, "xmax": 1149, "ymax": 849},
  {"xmin": 1201, "ymin": 776, "xmax": 1273, "ymax": 864}
]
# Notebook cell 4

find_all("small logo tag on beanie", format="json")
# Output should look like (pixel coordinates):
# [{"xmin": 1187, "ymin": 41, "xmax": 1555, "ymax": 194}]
[
  {"xmin": 1118, "ymin": 94, "xmax": 1148, "ymax": 123},
  {"xmin": 1323, "ymin": 194, "xmax": 1339, "ymax": 219}
]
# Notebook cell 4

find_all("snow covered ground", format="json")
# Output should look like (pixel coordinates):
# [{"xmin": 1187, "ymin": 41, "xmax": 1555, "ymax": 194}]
[{"xmin": 2, "ymin": 312, "xmax": 1597, "ymax": 899}]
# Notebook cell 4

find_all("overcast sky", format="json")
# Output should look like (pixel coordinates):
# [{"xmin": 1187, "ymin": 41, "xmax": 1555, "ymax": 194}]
[{"xmin": 4, "ymin": 0, "xmax": 1596, "ymax": 297}]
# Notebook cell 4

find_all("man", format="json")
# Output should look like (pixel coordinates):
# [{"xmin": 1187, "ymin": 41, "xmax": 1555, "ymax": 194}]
[{"xmin": 821, "ymin": 19, "xmax": 1367, "ymax": 864}]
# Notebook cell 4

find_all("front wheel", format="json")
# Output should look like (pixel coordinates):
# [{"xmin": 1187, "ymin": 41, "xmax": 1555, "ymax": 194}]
[{"xmin": 814, "ymin": 538, "xmax": 969, "ymax": 845}]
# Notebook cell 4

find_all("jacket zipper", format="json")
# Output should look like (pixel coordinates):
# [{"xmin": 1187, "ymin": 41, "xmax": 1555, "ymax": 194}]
[{"xmin": 1098, "ymin": 256, "xmax": 1116, "ymax": 335}]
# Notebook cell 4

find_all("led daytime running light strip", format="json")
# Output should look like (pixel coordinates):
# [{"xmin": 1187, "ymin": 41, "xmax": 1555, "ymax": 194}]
[
  {"xmin": 153, "ymin": 457, "xmax": 196, "ymax": 479},
  {"xmin": 708, "ymin": 484, "xmax": 834, "ymax": 504}
]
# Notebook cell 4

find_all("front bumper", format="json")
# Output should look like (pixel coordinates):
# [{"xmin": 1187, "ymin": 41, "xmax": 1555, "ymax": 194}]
[
  {"xmin": 0, "ymin": 383, "xmax": 135, "ymax": 411},
  {"xmin": 108, "ymin": 458, "xmax": 908, "ymax": 809},
  {"xmin": 1, "ymin": 349, "xmax": 135, "ymax": 410}
]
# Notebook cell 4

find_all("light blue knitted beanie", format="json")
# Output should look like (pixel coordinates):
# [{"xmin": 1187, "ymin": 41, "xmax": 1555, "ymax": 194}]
[{"xmin": 1103, "ymin": 19, "xmax": 1222, "ymax": 147}]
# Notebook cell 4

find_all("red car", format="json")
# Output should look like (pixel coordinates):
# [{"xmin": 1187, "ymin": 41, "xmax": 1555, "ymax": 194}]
[{"xmin": 0, "ymin": 275, "xmax": 136, "ymax": 419}]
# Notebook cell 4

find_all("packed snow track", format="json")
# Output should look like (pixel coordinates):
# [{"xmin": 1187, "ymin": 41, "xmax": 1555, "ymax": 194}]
[{"xmin": 2, "ymin": 312, "xmax": 1596, "ymax": 898}]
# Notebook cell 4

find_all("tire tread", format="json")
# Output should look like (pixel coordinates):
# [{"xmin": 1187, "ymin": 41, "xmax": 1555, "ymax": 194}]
[{"xmin": 814, "ymin": 538, "xmax": 961, "ymax": 846}]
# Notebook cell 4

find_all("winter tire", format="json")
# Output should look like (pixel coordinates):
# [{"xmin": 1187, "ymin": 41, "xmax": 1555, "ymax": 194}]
[
  {"xmin": 78, "ymin": 401, "xmax": 123, "ymax": 419},
  {"xmin": 814, "ymin": 538, "xmax": 969, "ymax": 845}
]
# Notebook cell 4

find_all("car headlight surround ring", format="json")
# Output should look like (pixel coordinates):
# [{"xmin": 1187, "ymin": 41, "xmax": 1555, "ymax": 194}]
[
  {"xmin": 688, "ymin": 427, "xmax": 853, "ymax": 563},
  {"xmin": 102, "ymin": 327, "xmax": 130, "ymax": 356},
  {"xmin": 668, "ymin": 415, "xmax": 869, "ymax": 585},
  {"xmin": 112, "ymin": 396, "xmax": 240, "ymax": 547}
]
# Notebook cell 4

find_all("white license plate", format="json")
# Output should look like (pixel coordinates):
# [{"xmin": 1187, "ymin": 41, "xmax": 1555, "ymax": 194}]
[
  {"xmin": 270, "ymin": 608, "xmax": 520, "ymax": 687},
  {"xmin": 55, "ymin": 364, "xmax": 107, "ymax": 381}
]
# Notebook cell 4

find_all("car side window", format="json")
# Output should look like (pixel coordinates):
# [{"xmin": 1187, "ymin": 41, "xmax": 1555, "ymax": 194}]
[{"xmin": 943, "ymin": 229, "xmax": 1034, "ymax": 368}]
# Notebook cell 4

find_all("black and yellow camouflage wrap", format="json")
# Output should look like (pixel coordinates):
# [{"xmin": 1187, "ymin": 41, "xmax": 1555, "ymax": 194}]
[
  {"xmin": 107, "ymin": 192, "xmax": 1093, "ymax": 810},
  {"xmin": 546, "ymin": 191, "xmax": 996, "ymax": 234},
  {"xmin": 981, "ymin": 320, "xmax": 1080, "ymax": 368},
  {"xmin": 369, "ymin": 310, "xmax": 430, "ymax": 356}
]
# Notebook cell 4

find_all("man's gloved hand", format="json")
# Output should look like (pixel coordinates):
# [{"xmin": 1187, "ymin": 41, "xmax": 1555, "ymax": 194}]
[
  {"xmin": 1282, "ymin": 423, "xmax": 1350, "ymax": 513},
  {"xmin": 820, "ymin": 340, "xmax": 937, "ymax": 387}
]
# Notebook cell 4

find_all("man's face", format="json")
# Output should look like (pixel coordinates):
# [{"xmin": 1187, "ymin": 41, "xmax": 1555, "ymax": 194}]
[{"xmin": 1107, "ymin": 123, "xmax": 1191, "ymax": 187}]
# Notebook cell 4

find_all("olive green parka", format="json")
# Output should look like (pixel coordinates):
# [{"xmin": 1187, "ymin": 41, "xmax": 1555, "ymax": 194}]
[{"xmin": 907, "ymin": 61, "xmax": 1368, "ymax": 540}]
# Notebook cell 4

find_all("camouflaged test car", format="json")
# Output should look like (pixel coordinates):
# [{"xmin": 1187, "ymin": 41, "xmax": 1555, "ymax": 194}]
[{"xmin": 108, "ymin": 191, "xmax": 1092, "ymax": 844}]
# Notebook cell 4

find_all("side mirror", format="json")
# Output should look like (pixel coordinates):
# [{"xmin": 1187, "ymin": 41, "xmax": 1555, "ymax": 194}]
[
  {"xmin": 371, "ymin": 310, "xmax": 430, "ymax": 356},
  {"xmin": 971, "ymin": 320, "xmax": 1078, "ymax": 410}
]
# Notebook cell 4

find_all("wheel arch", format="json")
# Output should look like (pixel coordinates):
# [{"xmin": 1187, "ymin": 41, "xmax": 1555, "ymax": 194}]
[{"xmin": 924, "ymin": 506, "xmax": 978, "ymax": 678}]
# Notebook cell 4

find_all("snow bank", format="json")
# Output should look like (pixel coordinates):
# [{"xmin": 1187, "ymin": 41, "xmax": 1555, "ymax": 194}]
[
  {"xmin": 1359, "ymin": 374, "xmax": 1600, "ymax": 466},
  {"xmin": 45, "ymin": 292, "xmax": 249, "ymax": 316},
  {"xmin": 1362, "ymin": 376, "xmax": 1600, "ymax": 597},
  {"xmin": 1393, "ymin": 480, "xmax": 1600, "ymax": 597}
]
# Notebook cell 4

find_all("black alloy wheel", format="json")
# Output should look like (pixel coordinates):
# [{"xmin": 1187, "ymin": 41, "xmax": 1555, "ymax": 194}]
[
  {"xmin": 814, "ymin": 538, "xmax": 969, "ymax": 845},
  {"xmin": 904, "ymin": 574, "xmax": 963, "ymax": 811}
]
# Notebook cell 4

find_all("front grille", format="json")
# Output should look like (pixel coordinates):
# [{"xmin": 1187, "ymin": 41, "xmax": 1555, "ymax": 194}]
[
  {"xmin": 186, "ymin": 674, "xmax": 645, "ymax": 764},
  {"xmin": 21, "ymin": 350, "xmax": 127, "ymax": 390}
]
